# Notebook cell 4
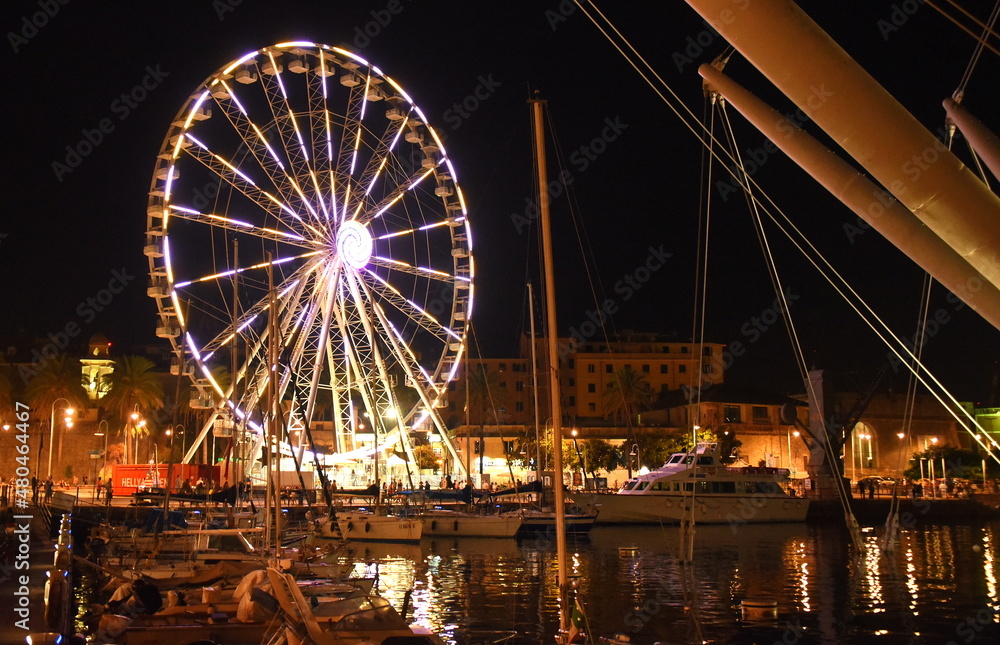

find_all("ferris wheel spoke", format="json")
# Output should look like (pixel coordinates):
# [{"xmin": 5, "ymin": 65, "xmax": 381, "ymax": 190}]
[
  {"xmin": 306, "ymin": 59, "xmax": 337, "ymax": 221},
  {"xmin": 256, "ymin": 53, "xmax": 327, "ymax": 225},
  {"xmin": 347, "ymin": 113, "xmax": 410, "ymax": 221},
  {"xmin": 206, "ymin": 77, "xmax": 327, "ymax": 234},
  {"xmin": 373, "ymin": 218, "xmax": 454, "ymax": 241},
  {"xmin": 179, "ymin": 134, "xmax": 322, "ymax": 239},
  {"xmin": 334, "ymin": 80, "xmax": 367, "ymax": 225},
  {"xmin": 356, "ymin": 167, "xmax": 435, "ymax": 225},
  {"xmin": 198, "ymin": 262, "xmax": 317, "ymax": 359},
  {"xmin": 360, "ymin": 269, "xmax": 460, "ymax": 343},
  {"xmin": 367, "ymin": 255, "xmax": 457, "ymax": 285},
  {"xmin": 173, "ymin": 250, "xmax": 321, "ymax": 291},
  {"xmin": 359, "ymin": 278, "xmax": 448, "ymax": 394},
  {"xmin": 165, "ymin": 205, "xmax": 316, "ymax": 249}
]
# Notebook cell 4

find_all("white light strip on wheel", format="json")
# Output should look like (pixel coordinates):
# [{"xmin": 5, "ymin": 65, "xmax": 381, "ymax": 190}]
[
  {"xmin": 174, "ymin": 252, "xmax": 318, "ymax": 288},
  {"xmin": 366, "ymin": 168, "xmax": 434, "ymax": 223},
  {"xmin": 364, "ymin": 269, "xmax": 458, "ymax": 340},
  {"xmin": 223, "ymin": 50, "xmax": 260, "ymax": 76},
  {"xmin": 170, "ymin": 205, "xmax": 308, "ymax": 243},
  {"xmin": 372, "ymin": 219, "xmax": 449, "ymax": 241},
  {"xmin": 377, "ymin": 310, "xmax": 438, "ymax": 389},
  {"xmin": 163, "ymin": 237, "xmax": 174, "ymax": 285}
]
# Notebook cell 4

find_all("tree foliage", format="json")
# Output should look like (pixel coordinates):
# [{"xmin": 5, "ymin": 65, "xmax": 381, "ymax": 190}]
[
  {"xmin": 903, "ymin": 445, "xmax": 1000, "ymax": 481},
  {"xmin": 101, "ymin": 355, "xmax": 165, "ymax": 463},
  {"xmin": 602, "ymin": 365, "xmax": 654, "ymax": 425}
]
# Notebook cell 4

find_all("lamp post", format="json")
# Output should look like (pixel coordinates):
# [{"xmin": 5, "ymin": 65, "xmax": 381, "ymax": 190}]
[
  {"xmin": 49, "ymin": 397, "xmax": 74, "ymax": 479},
  {"xmin": 787, "ymin": 429, "xmax": 800, "ymax": 476},
  {"xmin": 570, "ymin": 429, "xmax": 586, "ymax": 489}
]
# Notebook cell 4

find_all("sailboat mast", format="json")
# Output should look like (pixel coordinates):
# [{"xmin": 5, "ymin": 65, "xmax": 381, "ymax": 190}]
[
  {"xmin": 528, "ymin": 282, "xmax": 543, "ymax": 487},
  {"xmin": 530, "ymin": 95, "xmax": 569, "ymax": 633}
]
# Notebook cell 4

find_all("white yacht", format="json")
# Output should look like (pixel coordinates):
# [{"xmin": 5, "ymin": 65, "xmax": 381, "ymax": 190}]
[{"xmin": 573, "ymin": 443, "xmax": 809, "ymax": 524}]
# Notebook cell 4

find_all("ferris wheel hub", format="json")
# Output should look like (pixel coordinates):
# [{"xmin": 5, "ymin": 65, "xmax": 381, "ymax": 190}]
[{"xmin": 336, "ymin": 219, "xmax": 373, "ymax": 269}]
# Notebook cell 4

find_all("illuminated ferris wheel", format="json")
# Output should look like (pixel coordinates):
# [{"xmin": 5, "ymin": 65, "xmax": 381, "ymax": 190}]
[{"xmin": 143, "ymin": 42, "xmax": 472, "ymax": 474}]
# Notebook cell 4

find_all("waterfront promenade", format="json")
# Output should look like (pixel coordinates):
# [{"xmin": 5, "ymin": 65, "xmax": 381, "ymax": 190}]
[{"xmin": 0, "ymin": 500, "xmax": 57, "ymax": 645}]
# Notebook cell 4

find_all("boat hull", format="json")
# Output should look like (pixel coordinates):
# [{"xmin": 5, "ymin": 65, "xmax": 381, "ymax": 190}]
[
  {"xmin": 421, "ymin": 512, "xmax": 523, "ymax": 537},
  {"xmin": 332, "ymin": 512, "xmax": 423, "ymax": 543},
  {"xmin": 515, "ymin": 512, "xmax": 598, "ymax": 534},
  {"xmin": 574, "ymin": 492, "xmax": 809, "ymax": 524}
]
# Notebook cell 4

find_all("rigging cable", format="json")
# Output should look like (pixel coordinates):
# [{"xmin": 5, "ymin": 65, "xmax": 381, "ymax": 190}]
[
  {"xmin": 927, "ymin": 0, "xmax": 1000, "ymax": 60},
  {"xmin": 716, "ymin": 100, "xmax": 862, "ymax": 549}
]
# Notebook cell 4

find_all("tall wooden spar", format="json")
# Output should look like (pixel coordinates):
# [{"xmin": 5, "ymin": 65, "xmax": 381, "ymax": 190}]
[{"xmin": 530, "ymin": 96, "xmax": 570, "ymax": 633}]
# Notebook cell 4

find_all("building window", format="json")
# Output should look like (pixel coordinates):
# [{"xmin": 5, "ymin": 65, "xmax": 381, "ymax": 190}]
[
  {"xmin": 662, "ymin": 346, "xmax": 670, "ymax": 353},
  {"xmin": 588, "ymin": 402, "xmax": 596, "ymax": 412},
  {"xmin": 606, "ymin": 364, "xmax": 613, "ymax": 373},
  {"xmin": 587, "ymin": 364, "xmax": 596, "ymax": 373},
  {"xmin": 568, "ymin": 359, "xmax": 575, "ymax": 368},
  {"xmin": 703, "ymin": 364, "xmax": 713, "ymax": 374},
  {"xmin": 503, "ymin": 439, "xmax": 515, "ymax": 454},
  {"xmin": 516, "ymin": 401, "xmax": 524, "ymax": 412},
  {"xmin": 681, "ymin": 346, "xmax": 689, "ymax": 354},
  {"xmin": 499, "ymin": 381, "xmax": 507, "ymax": 389},
  {"xmin": 660, "ymin": 364, "xmax": 668, "ymax": 374},
  {"xmin": 569, "ymin": 396, "xmax": 576, "ymax": 406},
  {"xmin": 587, "ymin": 383, "xmax": 596, "ymax": 393},
  {"xmin": 724, "ymin": 405, "xmax": 741, "ymax": 423},
  {"xmin": 679, "ymin": 365, "xmax": 687, "ymax": 373},
  {"xmin": 515, "ymin": 381, "xmax": 524, "ymax": 392},
  {"xmin": 569, "ymin": 378, "xmax": 575, "ymax": 387},
  {"xmin": 642, "ymin": 364, "xmax": 650, "ymax": 373},
  {"xmin": 752, "ymin": 406, "xmax": 768, "ymax": 421},
  {"xmin": 499, "ymin": 362, "xmax": 506, "ymax": 372},
  {"xmin": 702, "ymin": 347, "xmax": 712, "ymax": 356}
]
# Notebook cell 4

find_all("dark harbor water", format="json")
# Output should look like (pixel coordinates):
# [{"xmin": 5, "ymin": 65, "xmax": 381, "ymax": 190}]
[{"xmin": 341, "ymin": 522, "xmax": 1000, "ymax": 645}]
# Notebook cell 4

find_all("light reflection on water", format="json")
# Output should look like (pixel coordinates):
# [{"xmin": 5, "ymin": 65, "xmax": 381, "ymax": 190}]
[{"xmin": 336, "ymin": 522, "xmax": 1000, "ymax": 645}]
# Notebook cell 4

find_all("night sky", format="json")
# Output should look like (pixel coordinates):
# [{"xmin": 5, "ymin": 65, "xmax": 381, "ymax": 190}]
[{"xmin": 2, "ymin": 1, "xmax": 999, "ymax": 402}]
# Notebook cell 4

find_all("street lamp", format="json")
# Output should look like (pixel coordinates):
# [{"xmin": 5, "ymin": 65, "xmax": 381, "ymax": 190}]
[
  {"xmin": 787, "ymin": 429, "xmax": 800, "ymax": 475},
  {"xmin": 49, "ymin": 397, "xmax": 74, "ymax": 478},
  {"xmin": 93, "ymin": 419, "xmax": 109, "ymax": 498},
  {"xmin": 570, "ymin": 429, "xmax": 586, "ymax": 489}
]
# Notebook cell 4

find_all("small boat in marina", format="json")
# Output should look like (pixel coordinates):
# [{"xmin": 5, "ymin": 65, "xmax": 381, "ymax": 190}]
[
  {"xmin": 316, "ymin": 509, "xmax": 423, "ymax": 543},
  {"xmin": 420, "ymin": 508, "xmax": 523, "ymax": 538},
  {"xmin": 573, "ymin": 442, "xmax": 809, "ymax": 524}
]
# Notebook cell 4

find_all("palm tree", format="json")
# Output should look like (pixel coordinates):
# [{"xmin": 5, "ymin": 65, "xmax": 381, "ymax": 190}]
[
  {"xmin": 467, "ymin": 364, "xmax": 506, "ymax": 476},
  {"xmin": 101, "ymin": 355, "xmax": 164, "ymax": 464},
  {"xmin": 602, "ymin": 365, "xmax": 654, "ymax": 425},
  {"xmin": 25, "ymin": 354, "xmax": 89, "ymax": 474}
]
